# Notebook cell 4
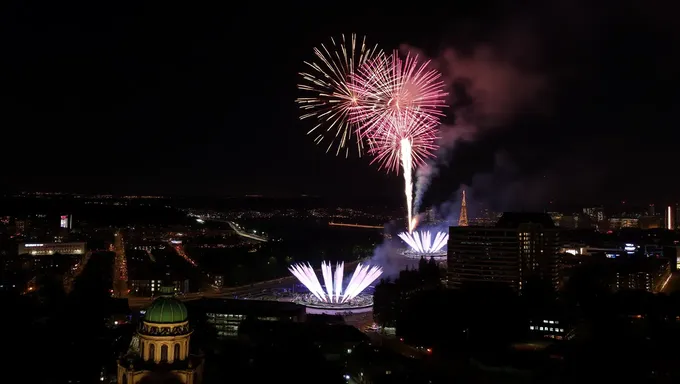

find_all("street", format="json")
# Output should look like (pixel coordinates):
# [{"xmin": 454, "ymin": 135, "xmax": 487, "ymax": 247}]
[{"xmin": 661, "ymin": 271, "xmax": 680, "ymax": 293}]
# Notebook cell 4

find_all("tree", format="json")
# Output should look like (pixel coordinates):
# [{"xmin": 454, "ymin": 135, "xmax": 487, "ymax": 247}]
[{"xmin": 373, "ymin": 278, "xmax": 398, "ymax": 327}]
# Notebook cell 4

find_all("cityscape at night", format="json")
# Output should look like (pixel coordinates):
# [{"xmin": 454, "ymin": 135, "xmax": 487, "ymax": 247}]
[{"xmin": 2, "ymin": 1, "xmax": 680, "ymax": 383}]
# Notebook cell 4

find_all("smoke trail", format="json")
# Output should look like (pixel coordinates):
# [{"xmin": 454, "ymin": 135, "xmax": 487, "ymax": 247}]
[
  {"xmin": 403, "ymin": 43, "xmax": 547, "ymax": 216},
  {"xmin": 413, "ymin": 122, "xmax": 477, "ymax": 215}
]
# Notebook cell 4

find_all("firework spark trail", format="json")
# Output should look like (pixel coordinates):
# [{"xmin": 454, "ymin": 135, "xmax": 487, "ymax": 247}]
[
  {"xmin": 398, "ymin": 230, "xmax": 449, "ymax": 253},
  {"xmin": 401, "ymin": 138, "xmax": 415, "ymax": 232},
  {"xmin": 288, "ymin": 262, "xmax": 383, "ymax": 303},
  {"xmin": 369, "ymin": 114, "xmax": 438, "ymax": 231},
  {"xmin": 296, "ymin": 34, "xmax": 382, "ymax": 157},
  {"xmin": 321, "ymin": 262, "xmax": 334, "ymax": 300},
  {"xmin": 351, "ymin": 51, "xmax": 447, "ymax": 231}
]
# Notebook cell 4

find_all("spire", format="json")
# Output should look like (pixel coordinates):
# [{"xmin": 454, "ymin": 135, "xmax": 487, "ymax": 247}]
[{"xmin": 458, "ymin": 190, "xmax": 469, "ymax": 227}]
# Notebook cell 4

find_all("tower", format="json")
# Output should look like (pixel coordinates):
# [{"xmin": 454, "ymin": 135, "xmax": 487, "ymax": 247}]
[
  {"xmin": 117, "ymin": 286, "xmax": 204, "ymax": 383},
  {"xmin": 458, "ymin": 190, "xmax": 469, "ymax": 227}
]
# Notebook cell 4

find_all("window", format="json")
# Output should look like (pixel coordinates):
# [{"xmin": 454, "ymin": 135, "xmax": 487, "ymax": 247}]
[
  {"xmin": 161, "ymin": 345, "xmax": 168, "ymax": 361},
  {"xmin": 149, "ymin": 344, "xmax": 155, "ymax": 361},
  {"xmin": 174, "ymin": 343, "xmax": 181, "ymax": 360}
]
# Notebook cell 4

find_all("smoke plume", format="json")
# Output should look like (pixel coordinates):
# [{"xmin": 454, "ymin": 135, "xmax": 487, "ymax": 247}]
[
  {"xmin": 403, "ymin": 40, "xmax": 548, "ymax": 215},
  {"xmin": 432, "ymin": 151, "xmax": 606, "ymax": 219},
  {"xmin": 368, "ymin": 240, "xmax": 403, "ymax": 280}
]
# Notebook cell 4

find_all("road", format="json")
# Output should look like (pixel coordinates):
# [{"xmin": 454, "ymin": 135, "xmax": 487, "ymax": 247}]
[
  {"xmin": 365, "ymin": 331, "xmax": 429, "ymax": 360},
  {"xmin": 661, "ymin": 271, "xmax": 680, "ymax": 293},
  {"xmin": 63, "ymin": 250, "xmax": 93, "ymax": 293},
  {"xmin": 112, "ymin": 231, "xmax": 129, "ymax": 298}
]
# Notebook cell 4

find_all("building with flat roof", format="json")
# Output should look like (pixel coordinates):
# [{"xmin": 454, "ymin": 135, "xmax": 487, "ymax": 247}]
[
  {"xmin": 186, "ymin": 298, "xmax": 306, "ymax": 339},
  {"xmin": 18, "ymin": 242, "xmax": 86, "ymax": 256},
  {"xmin": 447, "ymin": 212, "xmax": 561, "ymax": 292},
  {"xmin": 611, "ymin": 257, "xmax": 671, "ymax": 293}
]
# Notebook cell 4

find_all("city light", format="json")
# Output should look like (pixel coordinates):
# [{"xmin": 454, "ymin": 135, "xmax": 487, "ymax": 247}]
[
  {"xmin": 288, "ymin": 261, "xmax": 382, "ymax": 303},
  {"xmin": 398, "ymin": 231, "xmax": 449, "ymax": 254}
]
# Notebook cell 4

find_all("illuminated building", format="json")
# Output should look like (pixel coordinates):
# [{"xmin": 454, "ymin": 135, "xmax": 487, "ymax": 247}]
[
  {"xmin": 447, "ymin": 213, "xmax": 560, "ymax": 292},
  {"xmin": 528, "ymin": 318, "xmax": 574, "ymax": 341},
  {"xmin": 612, "ymin": 258, "xmax": 671, "ymax": 293},
  {"xmin": 457, "ymin": 190, "xmax": 468, "ymax": 227},
  {"xmin": 548, "ymin": 212, "xmax": 563, "ymax": 226},
  {"xmin": 128, "ymin": 277, "xmax": 189, "ymax": 296},
  {"xmin": 117, "ymin": 286, "xmax": 204, "ymax": 383},
  {"xmin": 665, "ymin": 205, "xmax": 676, "ymax": 230},
  {"xmin": 18, "ymin": 242, "xmax": 86, "ymax": 256},
  {"xmin": 187, "ymin": 298, "xmax": 306, "ymax": 339},
  {"xmin": 14, "ymin": 220, "xmax": 26, "ymax": 233},
  {"xmin": 59, "ymin": 214, "xmax": 72, "ymax": 229},
  {"xmin": 582, "ymin": 206, "xmax": 604, "ymax": 222},
  {"xmin": 608, "ymin": 217, "xmax": 639, "ymax": 230},
  {"xmin": 638, "ymin": 216, "xmax": 663, "ymax": 230}
]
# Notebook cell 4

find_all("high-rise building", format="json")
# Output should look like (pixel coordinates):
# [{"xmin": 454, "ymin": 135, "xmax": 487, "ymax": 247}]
[
  {"xmin": 447, "ymin": 212, "xmax": 560, "ymax": 292},
  {"xmin": 59, "ymin": 214, "xmax": 72, "ymax": 229},
  {"xmin": 458, "ymin": 190, "xmax": 468, "ymax": 227}
]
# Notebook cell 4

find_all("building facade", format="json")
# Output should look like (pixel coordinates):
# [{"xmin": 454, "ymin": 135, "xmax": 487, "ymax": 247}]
[
  {"xmin": 612, "ymin": 257, "xmax": 671, "ymax": 293},
  {"xmin": 447, "ymin": 212, "xmax": 561, "ymax": 292},
  {"xmin": 117, "ymin": 286, "xmax": 204, "ymax": 383},
  {"xmin": 187, "ymin": 298, "xmax": 306, "ymax": 339},
  {"xmin": 18, "ymin": 242, "xmax": 86, "ymax": 256}
]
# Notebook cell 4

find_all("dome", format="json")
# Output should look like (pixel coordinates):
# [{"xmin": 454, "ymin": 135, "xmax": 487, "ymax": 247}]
[{"xmin": 144, "ymin": 286, "xmax": 188, "ymax": 324}]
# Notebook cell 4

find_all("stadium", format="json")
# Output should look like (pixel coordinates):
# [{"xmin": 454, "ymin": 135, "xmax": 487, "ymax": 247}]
[
  {"xmin": 398, "ymin": 230, "xmax": 449, "ymax": 260},
  {"xmin": 288, "ymin": 261, "xmax": 381, "ymax": 315}
]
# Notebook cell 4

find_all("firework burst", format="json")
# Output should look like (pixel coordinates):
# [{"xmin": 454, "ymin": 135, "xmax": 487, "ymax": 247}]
[
  {"xmin": 296, "ymin": 34, "xmax": 382, "ymax": 157},
  {"xmin": 349, "ymin": 50, "xmax": 448, "ymax": 139},
  {"xmin": 368, "ymin": 113, "xmax": 439, "ymax": 174},
  {"xmin": 350, "ymin": 50, "xmax": 447, "ymax": 232}
]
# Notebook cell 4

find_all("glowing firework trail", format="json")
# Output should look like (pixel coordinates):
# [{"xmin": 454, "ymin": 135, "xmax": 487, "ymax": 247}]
[
  {"xmin": 369, "ymin": 115, "xmax": 439, "ymax": 231},
  {"xmin": 398, "ymin": 231, "xmax": 449, "ymax": 254},
  {"xmin": 296, "ymin": 34, "xmax": 382, "ymax": 157},
  {"xmin": 351, "ymin": 51, "xmax": 447, "ymax": 231},
  {"xmin": 401, "ymin": 139, "xmax": 414, "ymax": 232},
  {"xmin": 288, "ymin": 261, "xmax": 383, "ymax": 303}
]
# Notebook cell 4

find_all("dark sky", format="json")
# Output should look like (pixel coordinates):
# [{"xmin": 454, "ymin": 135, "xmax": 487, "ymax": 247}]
[{"xmin": 1, "ymin": 1, "xmax": 679, "ymax": 208}]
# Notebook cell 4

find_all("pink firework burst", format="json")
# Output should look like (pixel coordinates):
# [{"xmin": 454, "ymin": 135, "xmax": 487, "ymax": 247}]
[
  {"xmin": 349, "ymin": 50, "xmax": 448, "ymax": 139},
  {"xmin": 368, "ymin": 113, "xmax": 439, "ymax": 173}
]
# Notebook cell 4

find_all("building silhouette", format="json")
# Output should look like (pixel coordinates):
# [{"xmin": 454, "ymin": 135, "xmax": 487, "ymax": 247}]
[{"xmin": 447, "ymin": 212, "xmax": 560, "ymax": 292}]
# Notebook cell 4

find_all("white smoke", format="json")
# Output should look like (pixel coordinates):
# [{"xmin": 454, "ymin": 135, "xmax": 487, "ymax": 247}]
[{"xmin": 402, "ymin": 42, "xmax": 547, "ymax": 216}]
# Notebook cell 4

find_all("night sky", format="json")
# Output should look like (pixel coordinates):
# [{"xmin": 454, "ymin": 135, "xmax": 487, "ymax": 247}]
[{"xmin": 2, "ymin": 1, "xmax": 679, "ymax": 208}]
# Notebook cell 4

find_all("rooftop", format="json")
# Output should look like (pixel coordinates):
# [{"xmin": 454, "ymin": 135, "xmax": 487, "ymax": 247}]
[
  {"xmin": 240, "ymin": 320, "xmax": 369, "ymax": 344},
  {"xmin": 144, "ymin": 289, "xmax": 188, "ymax": 323},
  {"xmin": 496, "ymin": 212, "xmax": 556, "ymax": 229},
  {"xmin": 187, "ymin": 298, "xmax": 305, "ymax": 316}
]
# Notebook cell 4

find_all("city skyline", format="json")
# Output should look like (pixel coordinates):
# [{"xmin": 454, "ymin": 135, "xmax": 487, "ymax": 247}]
[{"xmin": 2, "ymin": 2, "xmax": 679, "ymax": 207}]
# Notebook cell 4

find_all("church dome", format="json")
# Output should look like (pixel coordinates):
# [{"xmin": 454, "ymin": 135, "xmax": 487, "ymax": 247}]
[{"xmin": 144, "ymin": 286, "xmax": 188, "ymax": 324}]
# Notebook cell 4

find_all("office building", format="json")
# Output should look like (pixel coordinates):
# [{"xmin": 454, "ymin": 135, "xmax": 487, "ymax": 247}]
[
  {"xmin": 60, "ymin": 214, "xmax": 72, "ymax": 229},
  {"xmin": 612, "ymin": 257, "xmax": 671, "ymax": 293},
  {"xmin": 18, "ymin": 242, "xmax": 86, "ymax": 256},
  {"xmin": 447, "ymin": 212, "xmax": 560, "ymax": 292},
  {"xmin": 187, "ymin": 298, "xmax": 306, "ymax": 339}
]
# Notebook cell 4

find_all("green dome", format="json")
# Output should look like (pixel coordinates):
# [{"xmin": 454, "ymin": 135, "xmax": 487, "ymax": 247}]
[{"xmin": 144, "ymin": 287, "xmax": 188, "ymax": 324}]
